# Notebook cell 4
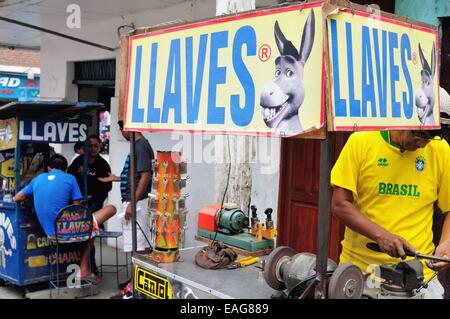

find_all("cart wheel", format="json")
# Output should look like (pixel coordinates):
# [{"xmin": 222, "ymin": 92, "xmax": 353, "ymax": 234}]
[
  {"xmin": 0, "ymin": 279, "xmax": 5, "ymax": 287},
  {"xmin": 263, "ymin": 246, "xmax": 296, "ymax": 291},
  {"xmin": 328, "ymin": 263, "xmax": 364, "ymax": 299}
]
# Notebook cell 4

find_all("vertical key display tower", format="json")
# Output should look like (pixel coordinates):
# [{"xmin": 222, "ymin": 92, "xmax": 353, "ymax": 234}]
[{"xmin": 149, "ymin": 151, "xmax": 188, "ymax": 262}]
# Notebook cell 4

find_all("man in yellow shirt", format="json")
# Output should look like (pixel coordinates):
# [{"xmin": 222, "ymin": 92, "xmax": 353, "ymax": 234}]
[{"xmin": 331, "ymin": 129, "xmax": 450, "ymax": 299}]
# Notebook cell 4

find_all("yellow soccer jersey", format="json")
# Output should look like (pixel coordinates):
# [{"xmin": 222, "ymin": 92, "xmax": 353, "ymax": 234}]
[{"xmin": 331, "ymin": 131, "xmax": 450, "ymax": 281}]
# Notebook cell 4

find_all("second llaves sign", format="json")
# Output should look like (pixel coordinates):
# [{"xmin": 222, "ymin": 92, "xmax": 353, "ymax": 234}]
[{"xmin": 328, "ymin": 8, "xmax": 439, "ymax": 131}]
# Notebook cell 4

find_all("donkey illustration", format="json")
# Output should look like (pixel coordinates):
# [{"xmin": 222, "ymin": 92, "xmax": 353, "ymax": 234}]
[
  {"xmin": 415, "ymin": 42, "xmax": 436, "ymax": 126},
  {"xmin": 259, "ymin": 10, "xmax": 315, "ymax": 135}
]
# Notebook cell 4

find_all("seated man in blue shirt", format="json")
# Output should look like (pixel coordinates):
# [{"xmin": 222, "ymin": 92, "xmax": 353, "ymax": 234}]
[{"xmin": 14, "ymin": 154, "xmax": 116, "ymax": 282}]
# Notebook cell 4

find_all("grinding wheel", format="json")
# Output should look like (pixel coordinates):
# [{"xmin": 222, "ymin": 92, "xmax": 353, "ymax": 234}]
[
  {"xmin": 263, "ymin": 246, "xmax": 296, "ymax": 290},
  {"xmin": 327, "ymin": 263, "xmax": 364, "ymax": 299}
]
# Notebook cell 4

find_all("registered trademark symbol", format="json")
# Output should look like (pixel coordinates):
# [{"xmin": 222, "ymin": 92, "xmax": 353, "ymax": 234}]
[
  {"xmin": 258, "ymin": 44, "xmax": 271, "ymax": 62},
  {"xmin": 412, "ymin": 52, "xmax": 418, "ymax": 65}
]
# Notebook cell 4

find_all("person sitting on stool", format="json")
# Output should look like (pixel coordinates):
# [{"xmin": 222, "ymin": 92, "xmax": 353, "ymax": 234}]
[{"xmin": 14, "ymin": 154, "xmax": 116, "ymax": 282}]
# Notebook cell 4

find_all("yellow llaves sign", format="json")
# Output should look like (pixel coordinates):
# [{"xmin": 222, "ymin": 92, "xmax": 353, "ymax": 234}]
[
  {"xmin": 124, "ymin": 2, "xmax": 325, "ymax": 137},
  {"xmin": 1, "ymin": 158, "xmax": 14, "ymax": 178},
  {"xmin": 0, "ymin": 118, "xmax": 17, "ymax": 151},
  {"xmin": 328, "ymin": 9, "xmax": 439, "ymax": 131}
]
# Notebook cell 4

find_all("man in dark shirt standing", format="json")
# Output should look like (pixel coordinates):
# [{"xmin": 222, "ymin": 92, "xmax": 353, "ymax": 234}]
[
  {"xmin": 100, "ymin": 121, "xmax": 154, "ymax": 299},
  {"xmin": 68, "ymin": 135, "xmax": 112, "ymax": 213},
  {"xmin": 68, "ymin": 135, "xmax": 113, "ymax": 276}
]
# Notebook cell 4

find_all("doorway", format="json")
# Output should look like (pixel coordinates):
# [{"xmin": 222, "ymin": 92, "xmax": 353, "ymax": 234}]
[{"xmin": 74, "ymin": 59, "xmax": 115, "ymax": 154}]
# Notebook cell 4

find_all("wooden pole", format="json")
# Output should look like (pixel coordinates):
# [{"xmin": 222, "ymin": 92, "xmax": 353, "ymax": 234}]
[
  {"xmin": 314, "ymin": 135, "xmax": 332, "ymax": 299},
  {"xmin": 118, "ymin": 35, "xmax": 129, "ymax": 122},
  {"xmin": 130, "ymin": 132, "xmax": 137, "ymax": 252}
]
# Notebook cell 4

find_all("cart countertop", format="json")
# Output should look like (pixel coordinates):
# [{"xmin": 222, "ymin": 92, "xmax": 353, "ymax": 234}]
[{"xmin": 132, "ymin": 244, "xmax": 279, "ymax": 299}]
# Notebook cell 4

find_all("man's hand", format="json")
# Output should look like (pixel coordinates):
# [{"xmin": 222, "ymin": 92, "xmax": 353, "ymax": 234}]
[
  {"xmin": 376, "ymin": 231, "xmax": 418, "ymax": 259},
  {"xmin": 427, "ymin": 241, "xmax": 450, "ymax": 271},
  {"xmin": 98, "ymin": 173, "xmax": 120, "ymax": 183},
  {"xmin": 125, "ymin": 203, "xmax": 132, "ymax": 221},
  {"xmin": 77, "ymin": 166, "xmax": 84, "ymax": 175},
  {"xmin": 13, "ymin": 191, "xmax": 27, "ymax": 203}
]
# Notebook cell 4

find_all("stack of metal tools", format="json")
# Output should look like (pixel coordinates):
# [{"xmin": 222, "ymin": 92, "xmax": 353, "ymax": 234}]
[{"xmin": 149, "ymin": 151, "xmax": 188, "ymax": 263}]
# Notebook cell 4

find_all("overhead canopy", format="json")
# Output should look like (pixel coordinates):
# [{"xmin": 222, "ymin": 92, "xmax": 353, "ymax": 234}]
[
  {"xmin": 0, "ymin": 0, "xmax": 190, "ymax": 49},
  {"xmin": 0, "ymin": 101, "xmax": 104, "ymax": 120}
]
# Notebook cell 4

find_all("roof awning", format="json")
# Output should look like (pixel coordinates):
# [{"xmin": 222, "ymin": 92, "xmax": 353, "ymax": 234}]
[{"xmin": 0, "ymin": 100, "xmax": 104, "ymax": 119}]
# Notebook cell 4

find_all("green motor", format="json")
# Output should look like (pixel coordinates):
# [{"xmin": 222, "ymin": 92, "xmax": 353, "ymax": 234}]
[{"xmin": 216, "ymin": 208, "xmax": 249, "ymax": 234}]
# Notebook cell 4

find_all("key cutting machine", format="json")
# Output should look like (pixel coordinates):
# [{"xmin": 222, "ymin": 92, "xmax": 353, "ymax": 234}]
[{"xmin": 197, "ymin": 204, "xmax": 275, "ymax": 253}]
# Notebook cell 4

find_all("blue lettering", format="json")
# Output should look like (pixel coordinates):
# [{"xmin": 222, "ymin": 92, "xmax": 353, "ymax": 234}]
[
  {"xmin": 162, "ymin": 39, "xmax": 182, "ymax": 124},
  {"xmin": 207, "ymin": 31, "xmax": 228, "ymax": 125},
  {"xmin": 131, "ymin": 45, "xmax": 144, "ymax": 123},
  {"xmin": 231, "ymin": 26, "xmax": 256, "ymax": 127},
  {"xmin": 346, "ymin": 22, "xmax": 360, "ymax": 117},
  {"xmin": 331, "ymin": 19, "xmax": 347, "ymax": 117},
  {"xmin": 147, "ymin": 43, "xmax": 160, "ymax": 123},
  {"xmin": 401, "ymin": 34, "xmax": 413, "ymax": 119},
  {"xmin": 389, "ymin": 32, "xmax": 401, "ymax": 118},
  {"xmin": 361, "ymin": 26, "xmax": 376, "ymax": 117},
  {"xmin": 373, "ymin": 29, "xmax": 388, "ymax": 117},
  {"xmin": 185, "ymin": 35, "xmax": 208, "ymax": 124}
]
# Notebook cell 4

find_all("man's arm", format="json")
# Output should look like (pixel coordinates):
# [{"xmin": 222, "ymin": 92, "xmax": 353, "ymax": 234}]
[
  {"xmin": 331, "ymin": 186, "xmax": 418, "ymax": 258},
  {"xmin": 428, "ymin": 212, "xmax": 450, "ymax": 271},
  {"xmin": 135, "ymin": 171, "xmax": 150, "ymax": 200},
  {"xmin": 124, "ymin": 171, "xmax": 151, "ymax": 220},
  {"xmin": 98, "ymin": 173, "xmax": 121, "ymax": 183},
  {"xmin": 102, "ymin": 160, "xmax": 113, "ymax": 192},
  {"xmin": 67, "ymin": 156, "xmax": 83, "ymax": 176},
  {"xmin": 13, "ymin": 191, "xmax": 28, "ymax": 203}
]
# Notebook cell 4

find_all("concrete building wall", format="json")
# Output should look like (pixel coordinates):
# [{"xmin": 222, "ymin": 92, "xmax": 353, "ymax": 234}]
[
  {"xmin": 395, "ymin": 0, "xmax": 450, "ymax": 26},
  {"xmin": 40, "ymin": 0, "xmax": 281, "ymax": 248}
]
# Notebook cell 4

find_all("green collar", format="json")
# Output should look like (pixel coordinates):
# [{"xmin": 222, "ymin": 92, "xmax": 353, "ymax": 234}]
[{"xmin": 380, "ymin": 131, "xmax": 400, "ymax": 149}]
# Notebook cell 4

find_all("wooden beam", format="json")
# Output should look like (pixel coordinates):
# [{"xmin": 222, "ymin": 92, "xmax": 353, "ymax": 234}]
[
  {"xmin": 331, "ymin": 0, "xmax": 437, "ymax": 31},
  {"xmin": 292, "ymin": 126, "xmax": 327, "ymax": 139},
  {"xmin": 118, "ymin": 35, "xmax": 129, "ymax": 122}
]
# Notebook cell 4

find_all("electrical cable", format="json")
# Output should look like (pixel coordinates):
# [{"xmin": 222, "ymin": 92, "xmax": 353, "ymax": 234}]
[
  {"xmin": 136, "ymin": 219, "xmax": 153, "ymax": 251},
  {"xmin": 211, "ymin": 135, "xmax": 232, "ymax": 244}
]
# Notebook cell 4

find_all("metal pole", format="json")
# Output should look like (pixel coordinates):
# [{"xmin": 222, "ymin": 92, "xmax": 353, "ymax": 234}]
[
  {"xmin": 83, "ymin": 141, "xmax": 88, "ymax": 205},
  {"xmin": 130, "ymin": 132, "xmax": 138, "ymax": 253},
  {"xmin": 314, "ymin": 134, "xmax": 332, "ymax": 299},
  {"xmin": 0, "ymin": 16, "xmax": 116, "ymax": 52}
]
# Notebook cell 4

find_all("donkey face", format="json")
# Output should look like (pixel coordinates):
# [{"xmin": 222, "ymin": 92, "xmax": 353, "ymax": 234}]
[
  {"xmin": 260, "ymin": 10, "xmax": 315, "ymax": 134},
  {"xmin": 415, "ymin": 42, "xmax": 436, "ymax": 125}
]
